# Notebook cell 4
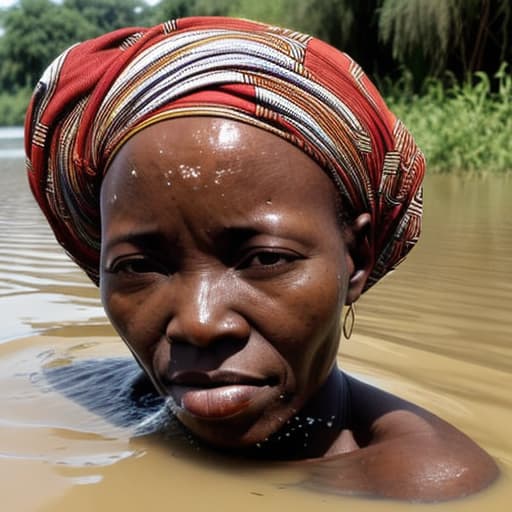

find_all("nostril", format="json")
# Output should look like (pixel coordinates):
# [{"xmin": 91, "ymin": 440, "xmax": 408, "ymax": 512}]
[
  {"xmin": 165, "ymin": 328, "xmax": 250, "ymax": 349},
  {"xmin": 167, "ymin": 337, "xmax": 250, "ymax": 372}
]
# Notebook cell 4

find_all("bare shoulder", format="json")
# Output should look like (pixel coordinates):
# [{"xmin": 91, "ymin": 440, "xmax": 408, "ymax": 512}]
[{"xmin": 305, "ymin": 375, "xmax": 499, "ymax": 501}]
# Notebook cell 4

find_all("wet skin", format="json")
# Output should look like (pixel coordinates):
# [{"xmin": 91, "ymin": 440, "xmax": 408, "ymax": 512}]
[{"xmin": 100, "ymin": 117, "xmax": 498, "ymax": 500}]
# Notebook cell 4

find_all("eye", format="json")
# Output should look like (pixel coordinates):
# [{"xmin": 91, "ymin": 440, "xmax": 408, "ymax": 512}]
[
  {"xmin": 238, "ymin": 249, "xmax": 300, "ymax": 271},
  {"xmin": 108, "ymin": 257, "xmax": 168, "ymax": 275},
  {"xmin": 250, "ymin": 252, "xmax": 285, "ymax": 267}
]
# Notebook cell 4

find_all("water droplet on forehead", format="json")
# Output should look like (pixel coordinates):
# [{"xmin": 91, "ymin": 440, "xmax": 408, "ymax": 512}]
[{"xmin": 178, "ymin": 165, "xmax": 201, "ymax": 179}]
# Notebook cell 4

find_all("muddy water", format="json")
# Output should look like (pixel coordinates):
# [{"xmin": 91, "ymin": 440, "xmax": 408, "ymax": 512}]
[{"xmin": 1, "ymin": 134, "xmax": 511, "ymax": 511}]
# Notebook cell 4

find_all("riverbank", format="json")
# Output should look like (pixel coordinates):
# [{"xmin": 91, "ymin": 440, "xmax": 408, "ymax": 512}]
[{"xmin": 2, "ymin": 70, "xmax": 511, "ymax": 174}]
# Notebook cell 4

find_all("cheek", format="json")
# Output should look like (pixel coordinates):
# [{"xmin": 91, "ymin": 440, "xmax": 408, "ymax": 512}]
[
  {"xmin": 265, "ymin": 262, "xmax": 345, "ymax": 377},
  {"xmin": 293, "ymin": 261, "xmax": 346, "ymax": 326},
  {"xmin": 100, "ymin": 277, "xmax": 166, "ymax": 365},
  {"xmin": 298, "ymin": 289, "xmax": 343, "ymax": 368}
]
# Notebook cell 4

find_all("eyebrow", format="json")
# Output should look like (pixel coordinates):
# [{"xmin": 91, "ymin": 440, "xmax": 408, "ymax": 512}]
[
  {"xmin": 102, "ymin": 229, "xmax": 174, "ymax": 253},
  {"xmin": 214, "ymin": 227, "xmax": 260, "ymax": 247},
  {"xmin": 102, "ymin": 218, "xmax": 312, "ymax": 257}
]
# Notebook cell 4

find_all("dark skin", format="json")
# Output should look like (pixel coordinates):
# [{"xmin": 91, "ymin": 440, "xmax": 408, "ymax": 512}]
[{"xmin": 99, "ymin": 117, "xmax": 498, "ymax": 501}]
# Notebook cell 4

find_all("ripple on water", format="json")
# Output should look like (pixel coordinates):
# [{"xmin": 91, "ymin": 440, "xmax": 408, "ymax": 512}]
[{"xmin": 0, "ymin": 160, "xmax": 107, "ymax": 341}]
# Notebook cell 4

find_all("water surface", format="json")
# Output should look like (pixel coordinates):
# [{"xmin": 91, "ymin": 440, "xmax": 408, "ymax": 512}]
[{"xmin": 0, "ymin": 133, "xmax": 510, "ymax": 511}]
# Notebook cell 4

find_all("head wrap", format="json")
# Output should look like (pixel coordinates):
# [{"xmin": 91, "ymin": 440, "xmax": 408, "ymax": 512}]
[{"xmin": 25, "ymin": 16, "xmax": 425, "ymax": 290}]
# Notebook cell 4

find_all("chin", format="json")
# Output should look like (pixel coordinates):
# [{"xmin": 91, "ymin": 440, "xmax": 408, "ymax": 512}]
[
  {"xmin": 173, "ymin": 396, "xmax": 300, "ymax": 451},
  {"xmin": 175, "ymin": 412, "xmax": 273, "ymax": 449}
]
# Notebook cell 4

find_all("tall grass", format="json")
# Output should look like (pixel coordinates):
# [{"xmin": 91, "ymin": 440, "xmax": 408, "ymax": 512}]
[{"xmin": 385, "ymin": 64, "xmax": 512, "ymax": 173}]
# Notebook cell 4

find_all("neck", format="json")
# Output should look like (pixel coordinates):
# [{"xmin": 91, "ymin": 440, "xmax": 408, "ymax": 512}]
[{"xmin": 243, "ymin": 367, "xmax": 349, "ymax": 460}]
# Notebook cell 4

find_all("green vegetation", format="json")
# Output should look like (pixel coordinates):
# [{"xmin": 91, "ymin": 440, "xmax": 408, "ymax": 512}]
[
  {"xmin": 0, "ymin": 86, "xmax": 31, "ymax": 126},
  {"xmin": 385, "ymin": 65, "xmax": 512, "ymax": 174},
  {"xmin": 0, "ymin": 0, "xmax": 97, "ymax": 92},
  {"xmin": 378, "ymin": 0, "xmax": 512, "ymax": 80},
  {"xmin": 0, "ymin": 0, "xmax": 152, "ymax": 92},
  {"xmin": 1, "ymin": 0, "xmax": 510, "ymax": 172}
]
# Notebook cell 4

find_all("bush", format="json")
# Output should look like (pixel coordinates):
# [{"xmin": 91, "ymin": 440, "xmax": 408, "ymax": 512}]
[
  {"xmin": 0, "ymin": 88, "xmax": 31, "ymax": 126},
  {"xmin": 386, "ymin": 64, "xmax": 512, "ymax": 173}
]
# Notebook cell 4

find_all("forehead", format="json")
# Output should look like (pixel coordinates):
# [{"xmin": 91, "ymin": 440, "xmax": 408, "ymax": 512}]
[{"xmin": 100, "ymin": 117, "xmax": 339, "ymax": 228}]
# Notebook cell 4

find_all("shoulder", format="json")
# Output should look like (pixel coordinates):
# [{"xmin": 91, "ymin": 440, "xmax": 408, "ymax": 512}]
[
  {"xmin": 358, "ymin": 409, "xmax": 499, "ymax": 501},
  {"xmin": 307, "ymin": 375, "xmax": 499, "ymax": 501}
]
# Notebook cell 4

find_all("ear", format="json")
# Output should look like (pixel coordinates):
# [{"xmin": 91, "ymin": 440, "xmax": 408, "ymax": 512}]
[{"xmin": 344, "ymin": 213, "xmax": 373, "ymax": 305}]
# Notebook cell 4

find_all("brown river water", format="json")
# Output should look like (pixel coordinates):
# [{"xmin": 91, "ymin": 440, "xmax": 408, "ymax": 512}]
[{"xmin": 0, "ymin": 130, "xmax": 511, "ymax": 511}]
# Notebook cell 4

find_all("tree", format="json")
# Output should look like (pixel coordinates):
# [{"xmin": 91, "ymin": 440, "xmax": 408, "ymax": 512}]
[
  {"xmin": 378, "ymin": 0, "xmax": 512, "ymax": 81},
  {"xmin": 0, "ymin": 0, "xmax": 96, "ymax": 91},
  {"xmin": 63, "ymin": 0, "xmax": 152, "ymax": 34},
  {"xmin": 1, "ymin": 0, "xmax": 510, "ymax": 96},
  {"xmin": 150, "ymin": 0, "xmax": 195, "ymax": 23}
]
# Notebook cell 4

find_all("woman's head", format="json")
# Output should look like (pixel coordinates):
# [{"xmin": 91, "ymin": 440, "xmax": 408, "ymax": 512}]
[
  {"xmin": 100, "ymin": 116, "xmax": 368, "ymax": 447},
  {"xmin": 25, "ymin": 17, "xmax": 425, "ymax": 450},
  {"xmin": 25, "ymin": 16, "xmax": 424, "ymax": 291}
]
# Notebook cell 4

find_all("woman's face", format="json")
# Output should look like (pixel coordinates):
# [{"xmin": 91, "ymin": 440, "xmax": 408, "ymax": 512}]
[{"xmin": 100, "ymin": 117, "xmax": 359, "ymax": 448}]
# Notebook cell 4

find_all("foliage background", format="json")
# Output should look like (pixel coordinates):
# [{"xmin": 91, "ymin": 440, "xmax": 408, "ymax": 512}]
[{"xmin": 1, "ymin": 0, "xmax": 510, "ymax": 172}]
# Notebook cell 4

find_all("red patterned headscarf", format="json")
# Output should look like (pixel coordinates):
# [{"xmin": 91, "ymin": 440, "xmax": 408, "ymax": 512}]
[{"xmin": 25, "ymin": 17, "xmax": 425, "ymax": 290}]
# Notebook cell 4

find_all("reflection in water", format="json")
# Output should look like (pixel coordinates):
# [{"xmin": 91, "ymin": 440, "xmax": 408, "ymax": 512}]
[
  {"xmin": 44, "ymin": 357, "xmax": 166, "ymax": 434},
  {"xmin": 0, "ymin": 146, "xmax": 511, "ymax": 510}
]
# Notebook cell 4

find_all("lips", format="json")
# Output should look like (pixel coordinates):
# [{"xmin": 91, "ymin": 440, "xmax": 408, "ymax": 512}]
[{"xmin": 164, "ymin": 370, "xmax": 276, "ymax": 419}]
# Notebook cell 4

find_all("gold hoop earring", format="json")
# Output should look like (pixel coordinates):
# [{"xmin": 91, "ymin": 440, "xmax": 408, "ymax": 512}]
[{"xmin": 343, "ymin": 303, "xmax": 356, "ymax": 340}]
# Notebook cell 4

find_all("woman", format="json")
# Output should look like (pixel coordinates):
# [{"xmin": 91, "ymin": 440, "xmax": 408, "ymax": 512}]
[{"xmin": 24, "ymin": 17, "xmax": 498, "ymax": 500}]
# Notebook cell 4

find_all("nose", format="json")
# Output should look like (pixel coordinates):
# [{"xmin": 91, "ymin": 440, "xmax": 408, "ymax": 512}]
[{"xmin": 165, "ymin": 272, "xmax": 250, "ymax": 348}]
